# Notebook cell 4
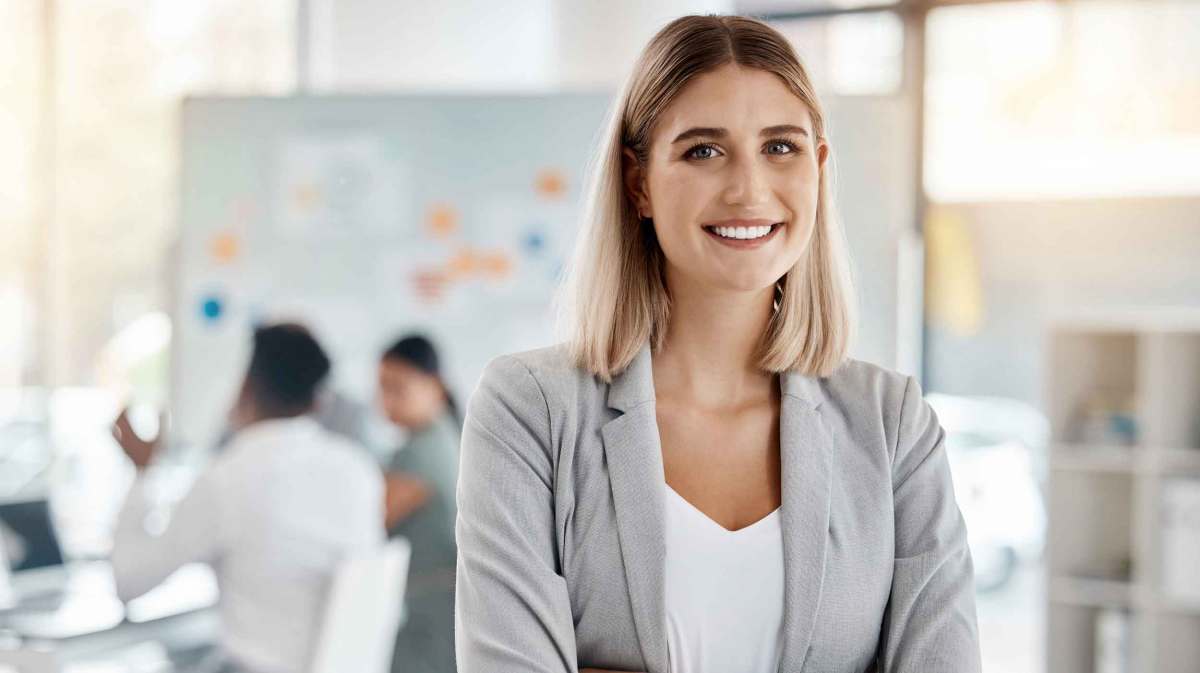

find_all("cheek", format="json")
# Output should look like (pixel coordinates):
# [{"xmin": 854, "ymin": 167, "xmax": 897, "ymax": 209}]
[
  {"xmin": 380, "ymin": 393, "xmax": 401, "ymax": 413},
  {"xmin": 649, "ymin": 169, "xmax": 707, "ymax": 220},
  {"xmin": 646, "ymin": 168, "xmax": 718, "ymax": 249},
  {"xmin": 416, "ymin": 381, "xmax": 440, "ymax": 408},
  {"xmin": 779, "ymin": 167, "xmax": 820, "ymax": 226}
]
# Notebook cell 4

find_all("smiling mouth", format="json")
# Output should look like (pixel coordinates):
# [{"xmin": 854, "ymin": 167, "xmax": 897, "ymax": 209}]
[{"xmin": 702, "ymin": 222, "xmax": 785, "ymax": 244}]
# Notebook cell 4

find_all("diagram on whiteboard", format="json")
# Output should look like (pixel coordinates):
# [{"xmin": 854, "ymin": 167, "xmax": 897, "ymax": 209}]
[{"xmin": 275, "ymin": 135, "xmax": 409, "ymax": 238}]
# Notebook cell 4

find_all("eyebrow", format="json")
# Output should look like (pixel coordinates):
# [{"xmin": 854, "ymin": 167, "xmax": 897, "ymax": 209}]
[
  {"xmin": 670, "ymin": 125, "xmax": 811, "ymax": 144},
  {"xmin": 762, "ymin": 125, "xmax": 810, "ymax": 138}
]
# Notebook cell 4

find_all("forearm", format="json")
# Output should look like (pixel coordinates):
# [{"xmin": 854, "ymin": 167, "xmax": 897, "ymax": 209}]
[
  {"xmin": 384, "ymin": 471, "xmax": 431, "ymax": 528},
  {"xmin": 112, "ymin": 473, "xmax": 220, "ymax": 603}
]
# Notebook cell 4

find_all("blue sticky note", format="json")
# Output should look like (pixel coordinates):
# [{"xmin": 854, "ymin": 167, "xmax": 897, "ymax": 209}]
[
  {"xmin": 200, "ymin": 296, "xmax": 224, "ymax": 322},
  {"xmin": 524, "ymin": 230, "xmax": 545, "ymax": 253}
]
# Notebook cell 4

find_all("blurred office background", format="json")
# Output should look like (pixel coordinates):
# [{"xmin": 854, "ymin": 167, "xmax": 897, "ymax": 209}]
[{"xmin": 2, "ymin": 0, "xmax": 1199, "ymax": 671}]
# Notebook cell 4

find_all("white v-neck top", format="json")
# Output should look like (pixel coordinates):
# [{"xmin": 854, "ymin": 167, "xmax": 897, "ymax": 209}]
[{"xmin": 663, "ymin": 481, "xmax": 785, "ymax": 673}]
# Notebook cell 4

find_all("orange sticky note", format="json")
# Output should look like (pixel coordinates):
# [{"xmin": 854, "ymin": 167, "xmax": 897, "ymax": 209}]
[
  {"xmin": 535, "ymin": 169, "xmax": 567, "ymax": 199},
  {"xmin": 211, "ymin": 232, "xmax": 239, "ymax": 263},
  {"xmin": 447, "ymin": 248, "xmax": 478, "ymax": 279},
  {"xmin": 427, "ymin": 204, "xmax": 459, "ymax": 238},
  {"xmin": 481, "ymin": 251, "xmax": 512, "ymax": 278}
]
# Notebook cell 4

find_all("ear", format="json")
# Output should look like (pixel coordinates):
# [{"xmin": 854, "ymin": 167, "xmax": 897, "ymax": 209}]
[
  {"xmin": 621, "ymin": 147, "xmax": 652, "ymax": 218},
  {"xmin": 231, "ymin": 378, "xmax": 255, "ymax": 422},
  {"xmin": 816, "ymin": 139, "xmax": 830, "ymax": 170}
]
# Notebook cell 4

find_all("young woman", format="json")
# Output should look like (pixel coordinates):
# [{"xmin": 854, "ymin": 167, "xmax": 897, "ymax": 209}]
[
  {"xmin": 455, "ymin": 15, "xmax": 980, "ymax": 673},
  {"xmin": 377, "ymin": 334, "xmax": 462, "ymax": 673}
]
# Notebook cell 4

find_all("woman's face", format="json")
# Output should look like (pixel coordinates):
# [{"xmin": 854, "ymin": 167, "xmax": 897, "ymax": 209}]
[
  {"xmin": 378, "ymin": 358, "xmax": 444, "ymax": 429},
  {"xmin": 626, "ymin": 63, "xmax": 828, "ymax": 294}
]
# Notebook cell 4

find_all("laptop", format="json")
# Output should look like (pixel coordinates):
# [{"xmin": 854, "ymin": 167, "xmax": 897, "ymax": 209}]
[
  {"xmin": 0, "ymin": 498, "xmax": 218, "ymax": 639},
  {"xmin": 0, "ymin": 499, "xmax": 68, "ymax": 604}
]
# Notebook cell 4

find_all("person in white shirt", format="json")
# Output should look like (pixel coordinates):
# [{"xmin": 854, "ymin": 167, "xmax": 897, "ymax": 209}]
[{"xmin": 110, "ymin": 323, "xmax": 385, "ymax": 673}]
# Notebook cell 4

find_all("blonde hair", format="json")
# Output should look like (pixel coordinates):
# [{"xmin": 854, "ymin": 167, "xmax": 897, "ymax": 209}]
[{"xmin": 556, "ymin": 14, "xmax": 856, "ymax": 383}]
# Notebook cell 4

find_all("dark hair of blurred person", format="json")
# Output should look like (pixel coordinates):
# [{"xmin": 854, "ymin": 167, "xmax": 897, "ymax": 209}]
[{"xmin": 230, "ymin": 322, "xmax": 332, "ymax": 426}]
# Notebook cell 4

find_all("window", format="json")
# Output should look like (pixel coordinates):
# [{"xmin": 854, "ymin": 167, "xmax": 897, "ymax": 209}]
[
  {"xmin": 0, "ymin": 0, "xmax": 297, "ymax": 551},
  {"xmin": 925, "ymin": 0, "xmax": 1200, "ymax": 201},
  {"xmin": 0, "ymin": 1, "xmax": 41, "ymax": 390},
  {"xmin": 771, "ymin": 10, "xmax": 905, "ymax": 97}
]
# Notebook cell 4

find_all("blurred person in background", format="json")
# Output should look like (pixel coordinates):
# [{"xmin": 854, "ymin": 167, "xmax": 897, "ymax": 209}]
[
  {"xmin": 110, "ymin": 323, "xmax": 384, "ymax": 673},
  {"xmin": 377, "ymin": 333, "xmax": 462, "ymax": 673}
]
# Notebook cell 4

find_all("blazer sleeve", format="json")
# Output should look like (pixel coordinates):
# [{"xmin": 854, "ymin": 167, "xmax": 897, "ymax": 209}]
[
  {"xmin": 879, "ymin": 375, "xmax": 982, "ymax": 673},
  {"xmin": 455, "ymin": 355, "xmax": 578, "ymax": 673}
]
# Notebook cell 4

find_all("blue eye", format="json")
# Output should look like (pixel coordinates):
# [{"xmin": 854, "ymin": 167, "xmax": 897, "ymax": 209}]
[
  {"xmin": 765, "ymin": 139, "xmax": 799, "ymax": 155},
  {"xmin": 684, "ymin": 143, "xmax": 720, "ymax": 160}
]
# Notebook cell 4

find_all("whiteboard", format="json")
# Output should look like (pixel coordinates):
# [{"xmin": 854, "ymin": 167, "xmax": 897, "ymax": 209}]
[
  {"xmin": 171, "ymin": 93, "xmax": 907, "ymax": 454},
  {"xmin": 172, "ymin": 94, "xmax": 610, "ymax": 452}
]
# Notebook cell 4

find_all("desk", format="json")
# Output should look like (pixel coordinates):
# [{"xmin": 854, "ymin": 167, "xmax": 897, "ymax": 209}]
[{"xmin": 0, "ymin": 563, "xmax": 218, "ymax": 673}]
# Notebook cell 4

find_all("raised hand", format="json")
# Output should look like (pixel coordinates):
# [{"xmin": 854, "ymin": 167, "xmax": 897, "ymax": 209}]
[{"xmin": 111, "ymin": 407, "xmax": 162, "ymax": 469}]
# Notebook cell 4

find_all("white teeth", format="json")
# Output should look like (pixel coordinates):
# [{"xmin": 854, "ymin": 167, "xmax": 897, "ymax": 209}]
[{"xmin": 711, "ymin": 225, "xmax": 773, "ymax": 240}]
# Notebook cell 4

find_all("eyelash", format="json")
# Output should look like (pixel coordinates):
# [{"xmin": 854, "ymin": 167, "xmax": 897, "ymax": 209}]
[
  {"xmin": 683, "ymin": 138, "xmax": 803, "ymax": 160},
  {"xmin": 765, "ymin": 138, "xmax": 802, "ymax": 155}
]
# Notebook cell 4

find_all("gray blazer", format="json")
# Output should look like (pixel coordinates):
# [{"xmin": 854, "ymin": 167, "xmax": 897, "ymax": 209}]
[{"xmin": 455, "ymin": 341, "xmax": 980, "ymax": 673}]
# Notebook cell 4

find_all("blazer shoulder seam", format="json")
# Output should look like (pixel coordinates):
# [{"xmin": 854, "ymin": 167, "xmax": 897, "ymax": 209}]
[
  {"xmin": 891, "ymin": 374, "xmax": 915, "ymax": 474},
  {"xmin": 503, "ymin": 353, "xmax": 555, "ymax": 451}
]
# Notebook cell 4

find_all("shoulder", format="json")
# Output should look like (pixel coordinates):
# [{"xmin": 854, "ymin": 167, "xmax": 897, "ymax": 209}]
[
  {"xmin": 466, "ymin": 343, "xmax": 600, "ymax": 452},
  {"xmin": 316, "ymin": 432, "xmax": 385, "ymax": 490},
  {"xmin": 484, "ymin": 342, "xmax": 587, "ymax": 388},
  {"xmin": 817, "ymin": 357, "xmax": 912, "ymax": 413},
  {"xmin": 813, "ymin": 358, "xmax": 931, "ymax": 460},
  {"xmin": 473, "ymin": 342, "xmax": 598, "ymax": 413}
]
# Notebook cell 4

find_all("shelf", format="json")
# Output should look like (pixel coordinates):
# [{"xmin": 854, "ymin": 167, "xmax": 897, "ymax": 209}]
[
  {"xmin": 1046, "ymin": 580, "xmax": 1200, "ymax": 619},
  {"xmin": 1046, "ymin": 331, "xmax": 1138, "ymax": 446},
  {"xmin": 1050, "ymin": 575, "xmax": 1139, "ymax": 608},
  {"xmin": 1049, "ymin": 445, "xmax": 1200, "ymax": 475},
  {"xmin": 1050, "ymin": 308, "xmax": 1200, "ymax": 334},
  {"xmin": 1153, "ymin": 595, "xmax": 1200, "ymax": 616},
  {"xmin": 1045, "ymin": 315, "xmax": 1200, "ymax": 673},
  {"xmin": 1050, "ymin": 444, "xmax": 1138, "ymax": 473},
  {"xmin": 1154, "ymin": 447, "xmax": 1200, "ymax": 474}
]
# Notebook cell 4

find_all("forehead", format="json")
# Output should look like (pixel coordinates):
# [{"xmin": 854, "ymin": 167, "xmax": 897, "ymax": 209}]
[
  {"xmin": 654, "ymin": 63, "xmax": 814, "ymax": 140},
  {"xmin": 380, "ymin": 358, "xmax": 421, "ymax": 378}
]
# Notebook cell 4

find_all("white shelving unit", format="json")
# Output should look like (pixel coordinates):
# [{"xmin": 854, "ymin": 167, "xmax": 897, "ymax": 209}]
[{"xmin": 1046, "ymin": 310, "xmax": 1200, "ymax": 673}]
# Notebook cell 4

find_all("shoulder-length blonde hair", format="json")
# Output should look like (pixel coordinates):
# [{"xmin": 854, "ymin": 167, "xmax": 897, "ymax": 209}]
[{"xmin": 556, "ymin": 14, "xmax": 856, "ymax": 383}]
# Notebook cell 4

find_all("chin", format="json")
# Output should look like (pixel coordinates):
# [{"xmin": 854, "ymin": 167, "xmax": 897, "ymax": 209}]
[{"xmin": 709, "ymin": 274, "xmax": 783, "ymax": 294}]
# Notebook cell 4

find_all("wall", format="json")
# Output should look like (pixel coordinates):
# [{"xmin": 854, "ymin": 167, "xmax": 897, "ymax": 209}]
[{"xmin": 926, "ymin": 196, "xmax": 1200, "ymax": 407}]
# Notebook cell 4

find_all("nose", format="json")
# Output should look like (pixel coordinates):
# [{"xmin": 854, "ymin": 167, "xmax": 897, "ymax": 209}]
[{"xmin": 722, "ymin": 154, "xmax": 771, "ymax": 208}]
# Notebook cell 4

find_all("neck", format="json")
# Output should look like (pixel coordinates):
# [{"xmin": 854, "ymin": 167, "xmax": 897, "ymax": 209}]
[
  {"xmin": 652, "ymin": 269, "xmax": 778, "ymax": 411},
  {"xmin": 234, "ymin": 403, "xmax": 311, "ymax": 433}
]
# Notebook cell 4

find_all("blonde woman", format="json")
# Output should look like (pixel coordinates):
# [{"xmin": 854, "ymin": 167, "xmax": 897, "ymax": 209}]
[{"xmin": 455, "ymin": 15, "xmax": 980, "ymax": 673}]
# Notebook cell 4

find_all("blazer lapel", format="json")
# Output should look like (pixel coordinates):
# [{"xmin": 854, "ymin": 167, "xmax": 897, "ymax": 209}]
[
  {"xmin": 777, "ymin": 370, "xmax": 834, "ymax": 671},
  {"xmin": 600, "ymin": 341, "xmax": 670, "ymax": 673},
  {"xmin": 600, "ymin": 342, "xmax": 834, "ymax": 673}
]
